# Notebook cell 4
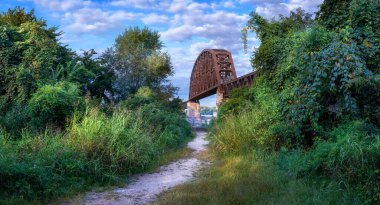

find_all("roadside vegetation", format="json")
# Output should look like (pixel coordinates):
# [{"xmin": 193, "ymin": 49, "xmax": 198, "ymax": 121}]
[
  {"xmin": 156, "ymin": 0, "xmax": 380, "ymax": 204},
  {"xmin": 0, "ymin": 8, "xmax": 192, "ymax": 204}
]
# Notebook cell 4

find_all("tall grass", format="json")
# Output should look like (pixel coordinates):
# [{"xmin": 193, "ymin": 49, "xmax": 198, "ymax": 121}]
[
  {"xmin": 211, "ymin": 82, "xmax": 280, "ymax": 154},
  {"xmin": 68, "ymin": 109, "xmax": 157, "ymax": 173},
  {"xmin": 0, "ymin": 107, "xmax": 193, "ymax": 204},
  {"xmin": 155, "ymin": 150, "xmax": 361, "ymax": 205}
]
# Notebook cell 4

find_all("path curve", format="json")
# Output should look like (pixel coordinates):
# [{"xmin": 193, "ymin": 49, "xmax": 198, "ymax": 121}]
[{"xmin": 68, "ymin": 131, "xmax": 208, "ymax": 205}]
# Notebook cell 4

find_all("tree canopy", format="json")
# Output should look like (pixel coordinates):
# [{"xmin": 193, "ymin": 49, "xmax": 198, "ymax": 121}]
[{"xmin": 110, "ymin": 27, "xmax": 175, "ymax": 101}]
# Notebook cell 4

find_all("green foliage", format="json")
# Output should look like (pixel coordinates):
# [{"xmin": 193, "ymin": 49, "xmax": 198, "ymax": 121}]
[
  {"xmin": 122, "ymin": 87, "xmax": 192, "ymax": 149},
  {"xmin": 0, "ymin": 103, "xmax": 30, "ymax": 136},
  {"xmin": 0, "ymin": 7, "xmax": 75, "ymax": 133},
  {"xmin": 112, "ymin": 27, "xmax": 175, "ymax": 100},
  {"xmin": 316, "ymin": 0, "xmax": 351, "ymax": 30},
  {"xmin": 51, "ymin": 49, "xmax": 115, "ymax": 102},
  {"xmin": 0, "ymin": 105, "xmax": 192, "ymax": 202},
  {"xmin": 243, "ymin": 9, "xmax": 313, "ymax": 77},
  {"xmin": 116, "ymin": 26, "xmax": 162, "ymax": 55},
  {"xmin": 156, "ymin": 150, "xmax": 361, "ymax": 205},
  {"xmin": 349, "ymin": 0, "xmax": 380, "ymax": 72},
  {"xmin": 213, "ymin": 79, "xmax": 280, "ymax": 154},
  {"xmin": 121, "ymin": 86, "xmax": 159, "ymax": 109},
  {"xmin": 82, "ymin": 49, "xmax": 115, "ymax": 102},
  {"xmin": 68, "ymin": 109, "xmax": 157, "ymax": 173},
  {"xmin": 352, "ymin": 74, "xmax": 380, "ymax": 126},
  {"xmin": 286, "ymin": 121, "xmax": 380, "ymax": 203},
  {"xmin": 218, "ymin": 86, "xmax": 254, "ymax": 118},
  {"xmin": 200, "ymin": 106, "xmax": 216, "ymax": 115},
  {"xmin": 139, "ymin": 103, "xmax": 192, "ymax": 149},
  {"xmin": 0, "ymin": 7, "xmax": 39, "ymax": 27},
  {"xmin": 215, "ymin": 2, "xmax": 380, "ymax": 203},
  {"xmin": 285, "ymin": 30, "xmax": 369, "ymax": 131},
  {"xmin": 0, "ymin": 7, "xmax": 191, "ymax": 204},
  {"xmin": 28, "ymin": 82, "xmax": 84, "ymax": 129},
  {"xmin": 0, "ymin": 132, "xmax": 96, "ymax": 202}
]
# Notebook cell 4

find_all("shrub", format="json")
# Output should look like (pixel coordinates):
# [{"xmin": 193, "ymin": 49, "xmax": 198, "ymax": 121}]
[
  {"xmin": 139, "ymin": 103, "xmax": 192, "ymax": 149},
  {"xmin": 28, "ymin": 81, "xmax": 84, "ymax": 129},
  {"xmin": 217, "ymin": 86, "xmax": 254, "ymax": 118},
  {"xmin": 289, "ymin": 121, "xmax": 380, "ymax": 203},
  {"xmin": 0, "ymin": 103, "xmax": 30, "ymax": 136},
  {"xmin": 121, "ymin": 87, "xmax": 193, "ymax": 149},
  {"xmin": 212, "ymin": 80, "xmax": 280, "ymax": 154},
  {"xmin": 0, "ymin": 131, "xmax": 95, "ymax": 202}
]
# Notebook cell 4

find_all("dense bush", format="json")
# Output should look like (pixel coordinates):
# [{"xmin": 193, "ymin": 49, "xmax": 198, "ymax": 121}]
[
  {"xmin": 287, "ymin": 121, "xmax": 380, "ymax": 203},
  {"xmin": 0, "ymin": 103, "xmax": 30, "ymax": 136},
  {"xmin": 122, "ymin": 87, "xmax": 192, "ymax": 149},
  {"xmin": 28, "ymin": 82, "xmax": 84, "ymax": 129},
  {"xmin": 0, "ymin": 132, "xmax": 94, "ymax": 202},
  {"xmin": 217, "ymin": 86, "xmax": 254, "ymax": 118},
  {"xmin": 213, "ymin": 78, "xmax": 280, "ymax": 154}
]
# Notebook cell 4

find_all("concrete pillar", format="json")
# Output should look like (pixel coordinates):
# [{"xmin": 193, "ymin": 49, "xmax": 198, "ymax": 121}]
[
  {"xmin": 216, "ymin": 87, "xmax": 224, "ymax": 107},
  {"xmin": 187, "ymin": 100, "xmax": 201, "ymax": 119}
]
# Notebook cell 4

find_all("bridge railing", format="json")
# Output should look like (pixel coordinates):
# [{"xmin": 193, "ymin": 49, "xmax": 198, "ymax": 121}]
[{"xmin": 222, "ymin": 71, "xmax": 256, "ymax": 98}]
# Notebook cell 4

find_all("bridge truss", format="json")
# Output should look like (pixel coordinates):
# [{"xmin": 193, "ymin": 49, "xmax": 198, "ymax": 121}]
[{"xmin": 188, "ymin": 49, "xmax": 256, "ymax": 102}]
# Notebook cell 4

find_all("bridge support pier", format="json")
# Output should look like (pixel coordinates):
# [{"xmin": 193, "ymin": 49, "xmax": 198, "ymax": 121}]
[
  {"xmin": 216, "ymin": 87, "xmax": 224, "ymax": 108},
  {"xmin": 186, "ymin": 100, "xmax": 201, "ymax": 119},
  {"xmin": 186, "ymin": 100, "xmax": 201, "ymax": 127}
]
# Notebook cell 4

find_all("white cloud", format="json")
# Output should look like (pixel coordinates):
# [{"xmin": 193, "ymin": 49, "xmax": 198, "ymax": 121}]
[
  {"xmin": 287, "ymin": 0, "xmax": 323, "ymax": 14},
  {"xmin": 34, "ymin": 0, "xmax": 92, "ymax": 11},
  {"xmin": 141, "ymin": 13, "xmax": 169, "ymax": 24},
  {"xmin": 111, "ymin": 0, "xmax": 157, "ymax": 9},
  {"xmin": 63, "ymin": 8, "xmax": 137, "ymax": 33},
  {"xmin": 161, "ymin": 11, "xmax": 248, "ymax": 43},
  {"xmin": 222, "ymin": 1, "xmax": 236, "ymax": 8},
  {"xmin": 255, "ymin": 0, "xmax": 323, "ymax": 19},
  {"xmin": 239, "ymin": 0, "xmax": 282, "ymax": 3}
]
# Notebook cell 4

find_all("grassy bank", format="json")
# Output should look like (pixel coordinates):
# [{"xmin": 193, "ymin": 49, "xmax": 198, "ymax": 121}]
[
  {"xmin": 0, "ymin": 107, "xmax": 193, "ymax": 205},
  {"xmin": 155, "ymin": 150, "xmax": 363, "ymax": 205},
  {"xmin": 156, "ymin": 122, "xmax": 379, "ymax": 205}
]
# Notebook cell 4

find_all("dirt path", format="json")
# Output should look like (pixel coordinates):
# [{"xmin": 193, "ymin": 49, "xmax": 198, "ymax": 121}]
[{"xmin": 67, "ymin": 131, "xmax": 209, "ymax": 205}]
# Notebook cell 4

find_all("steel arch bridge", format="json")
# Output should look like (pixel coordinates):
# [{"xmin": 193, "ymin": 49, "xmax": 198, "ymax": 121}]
[{"xmin": 186, "ymin": 49, "xmax": 256, "ymax": 119}]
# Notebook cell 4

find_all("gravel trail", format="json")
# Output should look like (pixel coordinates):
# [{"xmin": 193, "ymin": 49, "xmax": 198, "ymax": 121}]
[{"xmin": 66, "ymin": 131, "xmax": 208, "ymax": 205}]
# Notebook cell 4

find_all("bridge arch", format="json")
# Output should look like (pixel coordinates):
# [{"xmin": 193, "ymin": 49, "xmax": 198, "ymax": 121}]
[
  {"xmin": 188, "ymin": 49, "xmax": 237, "ymax": 102},
  {"xmin": 186, "ymin": 49, "xmax": 256, "ymax": 123}
]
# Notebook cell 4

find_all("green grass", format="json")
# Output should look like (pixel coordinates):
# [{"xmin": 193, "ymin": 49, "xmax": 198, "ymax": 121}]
[
  {"xmin": 155, "ymin": 150, "xmax": 362, "ymax": 205},
  {"xmin": 0, "ymin": 107, "xmax": 193, "ymax": 204},
  {"xmin": 155, "ymin": 97, "xmax": 378, "ymax": 205}
]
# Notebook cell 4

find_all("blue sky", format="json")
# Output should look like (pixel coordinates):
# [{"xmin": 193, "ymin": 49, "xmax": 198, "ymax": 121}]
[{"xmin": 1, "ymin": 0, "xmax": 323, "ymax": 106}]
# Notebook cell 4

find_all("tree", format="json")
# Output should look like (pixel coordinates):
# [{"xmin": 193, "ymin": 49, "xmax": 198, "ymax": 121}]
[
  {"xmin": 316, "ymin": 0, "xmax": 351, "ymax": 30},
  {"xmin": 0, "ymin": 8, "xmax": 74, "ymax": 133},
  {"xmin": 0, "ymin": 7, "xmax": 39, "ymax": 26},
  {"xmin": 78, "ymin": 49, "xmax": 115, "ymax": 102},
  {"xmin": 0, "ymin": 7, "xmax": 73, "ymax": 103},
  {"xmin": 242, "ymin": 9, "xmax": 313, "ymax": 77},
  {"xmin": 111, "ymin": 27, "xmax": 175, "ymax": 101}
]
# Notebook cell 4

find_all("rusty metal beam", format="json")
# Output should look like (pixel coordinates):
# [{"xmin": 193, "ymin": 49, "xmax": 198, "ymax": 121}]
[{"xmin": 188, "ymin": 49, "xmax": 256, "ymax": 103}]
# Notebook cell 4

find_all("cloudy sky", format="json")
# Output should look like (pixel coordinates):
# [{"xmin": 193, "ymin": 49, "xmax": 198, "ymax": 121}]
[{"xmin": 1, "ymin": 0, "xmax": 323, "ymax": 106}]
